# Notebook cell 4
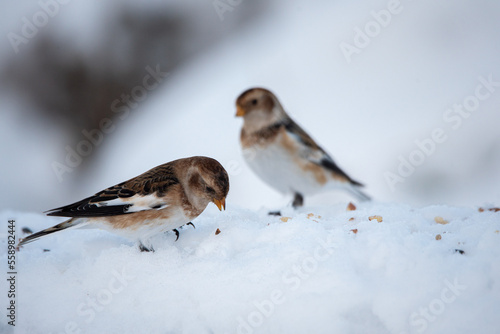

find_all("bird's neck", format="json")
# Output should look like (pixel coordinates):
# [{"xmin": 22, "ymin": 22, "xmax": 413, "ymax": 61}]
[
  {"xmin": 242, "ymin": 113, "xmax": 289, "ymax": 135},
  {"xmin": 181, "ymin": 167, "xmax": 210, "ymax": 215}
]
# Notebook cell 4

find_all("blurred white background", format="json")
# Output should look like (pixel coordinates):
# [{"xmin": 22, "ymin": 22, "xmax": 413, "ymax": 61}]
[{"xmin": 1, "ymin": 0, "xmax": 499, "ymax": 213}]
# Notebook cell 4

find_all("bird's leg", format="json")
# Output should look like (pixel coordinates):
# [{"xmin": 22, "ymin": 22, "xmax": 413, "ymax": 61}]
[
  {"xmin": 292, "ymin": 192, "xmax": 304, "ymax": 209},
  {"xmin": 139, "ymin": 242, "xmax": 154, "ymax": 252},
  {"xmin": 269, "ymin": 193, "xmax": 303, "ymax": 215},
  {"xmin": 187, "ymin": 222, "xmax": 195, "ymax": 229}
]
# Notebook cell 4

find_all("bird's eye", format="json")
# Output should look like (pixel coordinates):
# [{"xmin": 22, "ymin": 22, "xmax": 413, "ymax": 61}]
[
  {"xmin": 206, "ymin": 186, "xmax": 215, "ymax": 193},
  {"xmin": 251, "ymin": 99, "xmax": 258, "ymax": 106}
]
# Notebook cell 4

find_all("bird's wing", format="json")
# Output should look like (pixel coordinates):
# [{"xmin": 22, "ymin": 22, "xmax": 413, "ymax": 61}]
[
  {"xmin": 45, "ymin": 163, "xmax": 180, "ymax": 217},
  {"xmin": 283, "ymin": 118, "xmax": 363, "ymax": 187}
]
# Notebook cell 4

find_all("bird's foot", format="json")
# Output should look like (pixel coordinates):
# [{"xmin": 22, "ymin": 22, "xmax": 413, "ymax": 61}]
[
  {"xmin": 171, "ymin": 223, "xmax": 194, "ymax": 242},
  {"xmin": 292, "ymin": 192, "xmax": 304, "ymax": 209},
  {"xmin": 139, "ymin": 242, "xmax": 155, "ymax": 252}
]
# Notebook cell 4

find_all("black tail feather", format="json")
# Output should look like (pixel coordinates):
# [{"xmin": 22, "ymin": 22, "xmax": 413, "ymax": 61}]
[{"xmin": 18, "ymin": 219, "xmax": 80, "ymax": 247}]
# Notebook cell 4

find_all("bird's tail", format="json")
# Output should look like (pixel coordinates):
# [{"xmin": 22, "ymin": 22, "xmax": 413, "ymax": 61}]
[
  {"xmin": 18, "ymin": 218, "xmax": 86, "ymax": 247},
  {"xmin": 347, "ymin": 185, "xmax": 371, "ymax": 202}
]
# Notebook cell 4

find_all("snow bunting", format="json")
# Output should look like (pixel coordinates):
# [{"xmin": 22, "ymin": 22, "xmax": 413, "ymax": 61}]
[
  {"xmin": 19, "ymin": 156, "xmax": 229, "ymax": 252},
  {"xmin": 236, "ymin": 88, "xmax": 369, "ymax": 209}
]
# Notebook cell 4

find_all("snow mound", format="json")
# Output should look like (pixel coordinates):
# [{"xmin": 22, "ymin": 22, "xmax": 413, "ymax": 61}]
[{"xmin": 1, "ymin": 202, "xmax": 499, "ymax": 333}]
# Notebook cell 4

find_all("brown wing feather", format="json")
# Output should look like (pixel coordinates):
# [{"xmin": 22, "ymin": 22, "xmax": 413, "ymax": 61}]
[
  {"xmin": 46, "ymin": 163, "xmax": 179, "ymax": 218},
  {"xmin": 123, "ymin": 163, "xmax": 179, "ymax": 197},
  {"xmin": 283, "ymin": 118, "xmax": 320, "ymax": 150},
  {"xmin": 283, "ymin": 118, "xmax": 364, "ymax": 187}
]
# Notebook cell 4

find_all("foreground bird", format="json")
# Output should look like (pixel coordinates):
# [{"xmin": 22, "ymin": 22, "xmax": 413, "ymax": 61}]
[
  {"xmin": 19, "ymin": 156, "xmax": 229, "ymax": 252},
  {"xmin": 236, "ymin": 88, "xmax": 369, "ymax": 210}
]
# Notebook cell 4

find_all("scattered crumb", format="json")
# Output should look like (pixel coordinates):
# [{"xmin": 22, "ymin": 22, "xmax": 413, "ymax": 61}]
[
  {"xmin": 349, "ymin": 218, "xmax": 355, "ymax": 222},
  {"xmin": 495, "ymin": 230, "xmax": 499, "ymax": 234},
  {"xmin": 434, "ymin": 216, "xmax": 449, "ymax": 225},
  {"xmin": 347, "ymin": 202, "xmax": 356, "ymax": 211},
  {"xmin": 306, "ymin": 213, "xmax": 321, "ymax": 222},
  {"xmin": 435, "ymin": 234, "xmax": 442, "ymax": 240},
  {"xmin": 280, "ymin": 217, "xmax": 291, "ymax": 223},
  {"xmin": 350, "ymin": 229, "xmax": 358, "ymax": 234},
  {"xmin": 454, "ymin": 249, "xmax": 465, "ymax": 255},
  {"xmin": 215, "ymin": 228, "xmax": 221, "ymax": 235},
  {"xmin": 43, "ymin": 249, "xmax": 51, "ymax": 252},
  {"xmin": 369, "ymin": 215, "xmax": 383, "ymax": 223},
  {"xmin": 479, "ymin": 207, "xmax": 500, "ymax": 213}
]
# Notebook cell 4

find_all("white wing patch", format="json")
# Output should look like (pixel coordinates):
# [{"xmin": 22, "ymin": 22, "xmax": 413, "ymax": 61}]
[
  {"xmin": 285, "ymin": 129, "xmax": 331, "ymax": 165},
  {"xmin": 95, "ymin": 194, "xmax": 168, "ymax": 213}
]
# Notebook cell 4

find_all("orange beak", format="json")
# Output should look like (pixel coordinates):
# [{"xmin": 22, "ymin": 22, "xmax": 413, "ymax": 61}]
[
  {"xmin": 236, "ymin": 105, "xmax": 245, "ymax": 117},
  {"xmin": 213, "ymin": 197, "xmax": 226, "ymax": 211}
]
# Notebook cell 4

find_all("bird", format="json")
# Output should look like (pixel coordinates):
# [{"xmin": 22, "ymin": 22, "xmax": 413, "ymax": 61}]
[
  {"xmin": 235, "ymin": 87, "xmax": 369, "ymax": 211},
  {"xmin": 18, "ymin": 156, "xmax": 229, "ymax": 252}
]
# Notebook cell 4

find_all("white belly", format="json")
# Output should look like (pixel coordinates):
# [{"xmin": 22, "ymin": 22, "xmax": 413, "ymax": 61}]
[
  {"xmin": 93, "ymin": 207, "xmax": 191, "ymax": 243},
  {"xmin": 243, "ymin": 141, "xmax": 326, "ymax": 196}
]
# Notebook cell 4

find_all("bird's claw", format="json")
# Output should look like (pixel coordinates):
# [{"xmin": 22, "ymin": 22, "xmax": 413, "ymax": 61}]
[{"xmin": 139, "ymin": 242, "xmax": 154, "ymax": 252}]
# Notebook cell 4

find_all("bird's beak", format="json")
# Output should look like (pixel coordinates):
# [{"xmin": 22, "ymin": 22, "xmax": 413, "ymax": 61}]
[
  {"xmin": 236, "ymin": 105, "xmax": 245, "ymax": 117},
  {"xmin": 213, "ymin": 197, "xmax": 226, "ymax": 211}
]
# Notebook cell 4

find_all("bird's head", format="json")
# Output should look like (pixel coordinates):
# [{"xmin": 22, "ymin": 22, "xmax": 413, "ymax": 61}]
[
  {"xmin": 236, "ymin": 88, "xmax": 286, "ymax": 131},
  {"xmin": 186, "ymin": 157, "xmax": 229, "ymax": 212}
]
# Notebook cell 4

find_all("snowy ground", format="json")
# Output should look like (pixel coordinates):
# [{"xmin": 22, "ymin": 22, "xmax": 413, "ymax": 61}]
[{"xmin": 2, "ymin": 202, "xmax": 499, "ymax": 333}]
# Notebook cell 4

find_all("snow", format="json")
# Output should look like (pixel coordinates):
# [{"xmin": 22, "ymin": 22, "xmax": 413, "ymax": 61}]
[{"xmin": 2, "ymin": 203, "xmax": 499, "ymax": 333}]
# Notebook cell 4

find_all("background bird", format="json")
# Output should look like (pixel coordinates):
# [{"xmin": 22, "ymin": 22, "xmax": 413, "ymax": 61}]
[
  {"xmin": 236, "ymin": 87, "xmax": 369, "ymax": 211},
  {"xmin": 19, "ymin": 156, "xmax": 229, "ymax": 252}
]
